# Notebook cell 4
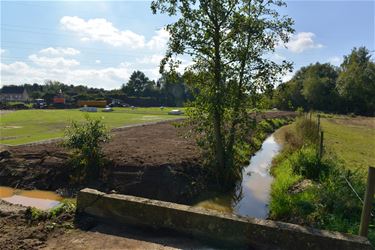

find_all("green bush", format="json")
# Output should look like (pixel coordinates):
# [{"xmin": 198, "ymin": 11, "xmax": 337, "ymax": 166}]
[
  {"xmin": 290, "ymin": 146, "xmax": 331, "ymax": 180},
  {"xmin": 63, "ymin": 115, "xmax": 110, "ymax": 183}
]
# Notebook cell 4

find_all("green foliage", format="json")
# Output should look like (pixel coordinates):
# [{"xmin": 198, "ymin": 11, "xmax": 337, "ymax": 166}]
[
  {"xmin": 63, "ymin": 115, "xmax": 110, "ymax": 183},
  {"xmin": 152, "ymin": 0, "xmax": 294, "ymax": 189},
  {"xmin": 269, "ymin": 149, "xmax": 312, "ymax": 219},
  {"xmin": 26, "ymin": 199, "xmax": 76, "ymax": 226},
  {"xmin": 122, "ymin": 70, "xmax": 155, "ymax": 97},
  {"xmin": 290, "ymin": 146, "xmax": 331, "ymax": 180},
  {"xmin": 337, "ymin": 47, "xmax": 375, "ymax": 115},
  {"xmin": 26, "ymin": 207, "xmax": 47, "ymax": 221},
  {"xmin": 273, "ymin": 47, "xmax": 375, "ymax": 116},
  {"xmin": 49, "ymin": 199, "xmax": 76, "ymax": 218}
]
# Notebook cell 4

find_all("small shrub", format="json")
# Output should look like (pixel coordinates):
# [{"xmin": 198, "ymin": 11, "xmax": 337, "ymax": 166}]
[
  {"xmin": 290, "ymin": 146, "xmax": 331, "ymax": 180},
  {"xmin": 295, "ymin": 115, "xmax": 320, "ymax": 145},
  {"xmin": 63, "ymin": 115, "xmax": 110, "ymax": 184},
  {"xmin": 283, "ymin": 129, "xmax": 304, "ymax": 150},
  {"xmin": 258, "ymin": 120, "xmax": 273, "ymax": 133}
]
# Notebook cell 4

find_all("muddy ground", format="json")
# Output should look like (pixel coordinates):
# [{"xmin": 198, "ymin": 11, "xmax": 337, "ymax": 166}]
[{"xmin": 0, "ymin": 200, "xmax": 73, "ymax": 250}]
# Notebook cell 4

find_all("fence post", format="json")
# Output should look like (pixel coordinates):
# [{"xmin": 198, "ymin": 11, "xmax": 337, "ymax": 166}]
[
  {"xmin": 359, "ymin": 166, "xmax": 375, "ymax": 237},
  {"xmin": 318, "ymin": 131, "xmax": 324, "ymax": 159},
  {"xmin": 317, "ymin": 114, "xmax": 321, "ymax": 132}
]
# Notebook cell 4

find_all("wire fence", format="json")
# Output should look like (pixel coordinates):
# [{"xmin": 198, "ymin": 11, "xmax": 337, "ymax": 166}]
[{"xmin": 311, "ymin": 112, "xmax": 375, "ymax": 222}]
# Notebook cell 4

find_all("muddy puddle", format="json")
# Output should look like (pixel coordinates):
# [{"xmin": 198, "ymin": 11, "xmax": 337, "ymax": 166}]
[
  {"xmin": 0, "ymin": 186, "xmax": 63, "ymax": 210},
  {"xmin": 195, "ymin": 133, "xmax": 282, "ymax": 219}
]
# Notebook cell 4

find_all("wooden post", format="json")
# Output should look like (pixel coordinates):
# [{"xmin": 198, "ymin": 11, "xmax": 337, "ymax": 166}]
[
  {"xmin": 317, "ymin": 114, "xmax": 321, "ymax": 132},
  {"xmin": 318, "ymin": 131, "xmax": 324, "ymax": 159},
  {"xmin": 359, "ymin": 166, "xmax": 375, "ymax": 237}
]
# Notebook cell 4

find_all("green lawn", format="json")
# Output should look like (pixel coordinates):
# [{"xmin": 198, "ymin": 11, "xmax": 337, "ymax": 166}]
[
  {"xmin": 0, "ymin": 107, "xmax": 185, "ymax": 145},
  {"xmin": 321, "ymin": 115, "xmax": 375, "ymax": 175}
]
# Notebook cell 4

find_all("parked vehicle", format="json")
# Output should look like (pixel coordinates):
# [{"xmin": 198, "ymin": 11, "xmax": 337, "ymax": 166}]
[
  {"xmin": 78, "ymin": 100, "xmax": 107, "ymax": 108},
  {"xmin": 33, "ymin": 99, "xmax": 47, "ymax": 109},
  {"xmin": 80, "ymin": 105, "xmax": 97, "ymax": 112},
  {"xmin": 102, "ymin": 106, "xmax": 113, "ymax": 112},
  {"xmin": 168, "ymin": 109, "xmax": 184, "ymax": 115}
]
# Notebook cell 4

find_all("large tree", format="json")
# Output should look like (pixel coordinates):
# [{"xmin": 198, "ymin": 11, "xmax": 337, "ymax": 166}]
[
  {"xmin": 275, "ymin": 63, "xmax": 339, "ymax": 111},
  {"xmin": 152, "ymin": 0, "xmax": 293, "ymax": 187},
  {"xmin": 301, "ymin": 63, "xmax": 339, "ymax": 111},
  {"xmin": 122, "ymin": 71, "xmax": 155, "ymax": 97},
  {"xmin": 337, "ymin": 47, "xmax": 375, "ymax": 115}
]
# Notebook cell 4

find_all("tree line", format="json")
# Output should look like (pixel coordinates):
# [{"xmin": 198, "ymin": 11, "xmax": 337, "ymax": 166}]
[
  {"xmin": 2, "ymin": 71, "xmax": 193, "ymax": 107},
  {"xmin": 272, "ymin": 47, "xmax": 375, "ymax": 116}
]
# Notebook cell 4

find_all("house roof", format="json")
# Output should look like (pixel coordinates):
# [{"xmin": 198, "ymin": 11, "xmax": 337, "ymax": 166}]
[{"xmin": 1, "ymin": 86, "xmax": 26, "ymax": 94}]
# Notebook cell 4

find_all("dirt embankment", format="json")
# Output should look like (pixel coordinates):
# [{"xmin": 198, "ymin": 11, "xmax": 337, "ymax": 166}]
[
  {"xmin": 0, "ymin": 200, "xmax": 74, "ymax": 250},
  {"xmin": 0, "ymin": 111, "xmax": 296, "ymax": 203}
]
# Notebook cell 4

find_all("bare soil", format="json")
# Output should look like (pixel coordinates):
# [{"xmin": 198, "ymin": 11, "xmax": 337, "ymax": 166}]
[{"xmin": 0, "ymin": 200, "xmax": 73, "ymax": 250}]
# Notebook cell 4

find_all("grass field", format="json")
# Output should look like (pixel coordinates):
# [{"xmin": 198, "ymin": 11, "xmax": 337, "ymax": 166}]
[
  {"xmin": 320, "ymin": 115, "xmax": 375, "ymax": 175},
  {"xmin": 0, "ymin": 107, "xmax": 185, "ymax": 145}
]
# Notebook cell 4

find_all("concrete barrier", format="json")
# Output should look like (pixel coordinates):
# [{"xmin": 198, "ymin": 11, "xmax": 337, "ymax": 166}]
[{"xmin": 77, "ymin": 188, "xmax": 373, "ymax": 250}]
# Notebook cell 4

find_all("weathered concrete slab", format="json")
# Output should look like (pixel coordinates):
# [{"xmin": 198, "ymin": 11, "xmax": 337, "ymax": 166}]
[{"xmin": 77, "ymin": 188, "xmax": 373, "ymax": 250}]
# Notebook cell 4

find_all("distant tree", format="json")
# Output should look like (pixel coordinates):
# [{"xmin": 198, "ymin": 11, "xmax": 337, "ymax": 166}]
[
  {"xmin": 301, "ymin": 63, "xmax": 339, "ymax": 111},
  {"xmin": 274, "ymin": 63, "xmax": 339, "ymax": 112},
  {"xmin": 337, "ymin": 47, "xmax": 375, "ymax": 115},
  {"xmin": 158, "ymin": 73, "xmax": 191, "ymax": 106},
  {"xmin": 122, "ymin": 71, "xmax": 154, "ymax": 97}
]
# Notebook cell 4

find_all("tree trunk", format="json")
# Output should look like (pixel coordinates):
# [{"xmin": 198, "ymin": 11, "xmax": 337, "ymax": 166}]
[{"xmin": 212, "ymin": 19, "xmax": 226, "ymax": 171}]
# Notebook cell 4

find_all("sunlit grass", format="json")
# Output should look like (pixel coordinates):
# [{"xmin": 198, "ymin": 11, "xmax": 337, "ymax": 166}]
[
  {"xmin": 0, "ymin": 107, "xmax": 184, "ymax": 145},
  {"xmin": 321, "ymin": 115, "xmax": 375, "ymax": 175}
]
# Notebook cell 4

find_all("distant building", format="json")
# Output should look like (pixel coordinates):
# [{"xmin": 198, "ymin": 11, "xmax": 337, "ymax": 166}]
[{"xmin": 0, "ymin": 86, "xmax": 30, "ymax": 102}]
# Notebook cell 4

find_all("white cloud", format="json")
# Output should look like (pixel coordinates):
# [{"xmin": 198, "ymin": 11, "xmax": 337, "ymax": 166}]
[
  {"xmin": 60, "ymin": 16, "xmax": 170, "ymax": 51},
  {"xmin": 60, "ymin": 16, "xmax": 145, "ymax": 48},
  {"xmin": 284, "ymin": 32, "xmax": 323, "ymax": 53},
  {"xmin": 265, "ymin": 53, "xmax": 286, "ymax": 63},
  {"xmin": 39, "ymin": 47, "xmax": 80, "ymax": 56},
  {"xmin": 1, "ymin": 61, "xmax": 132, "ymax": 89},
  {"xmin": 29, "ymin": 54, "xmax": 80, "ymax": 68},
  {"xmin": 95, "ymin": 59, "xmax": 101, "ymax": 64},
  {"xmin": 282, "ymin": 71, "xmax": 294, "ymax": 82},
  {"xmin": 146, "ymin": 29, "xmax": 170, "ymax": 50},
  {"xmin": 0, "ymin": 49, "xmax": 5, "ymax": 54},
  {"xmin": 328, "ymin": 56, "xmax": 343, "ymax": 66},
  {"xmin": 137, "ymin": 54, "xmax": 164, "ymax": 65}
]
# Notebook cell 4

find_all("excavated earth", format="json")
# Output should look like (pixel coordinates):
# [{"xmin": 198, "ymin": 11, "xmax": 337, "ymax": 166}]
[{"xmin": 0, "ymin": 111, "xmax": 296, "ymax": 203}]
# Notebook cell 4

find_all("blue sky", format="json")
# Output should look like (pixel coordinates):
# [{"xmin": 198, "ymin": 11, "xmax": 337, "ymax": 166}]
[{"xmin": 1, "ymin": 0, "xmax": 374, "ymax": 89}]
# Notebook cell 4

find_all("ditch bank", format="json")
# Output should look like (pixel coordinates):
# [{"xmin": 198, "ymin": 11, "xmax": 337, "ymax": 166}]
[
  {"xmin": 77, "ymin": 188, "xmax": 373, "ymax": 250},
  {"xmin": 0, "ymin": 111, "xmax": 296, "ymax": 204}
]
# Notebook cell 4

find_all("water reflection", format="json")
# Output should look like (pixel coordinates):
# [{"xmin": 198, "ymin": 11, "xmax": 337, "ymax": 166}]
[
  {"xmin": 0, "ymin": 186, "xmax": 62, "ymax": 210},
  {"xmin": 194, "ymin": 134, "xmax": 282, "ymax": 219}
]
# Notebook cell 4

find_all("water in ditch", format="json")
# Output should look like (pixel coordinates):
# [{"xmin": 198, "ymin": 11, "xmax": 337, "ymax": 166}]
[
  {"xmin": 194, "ymin": 133, "xmax": 282, "ymax": 219},
  {"xmin": 0, "ymin": 186, "xmax": 62, "ymax": 210}
]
